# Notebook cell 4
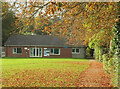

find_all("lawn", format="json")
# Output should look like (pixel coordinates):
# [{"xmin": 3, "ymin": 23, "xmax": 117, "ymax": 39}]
[{"xmin": 2, "ymin": 58, "xmax": 90, "ymax": 87}]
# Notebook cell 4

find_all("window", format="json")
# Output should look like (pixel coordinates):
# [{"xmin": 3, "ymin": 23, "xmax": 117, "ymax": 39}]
[
  {"xmin": 54, "ymin": 48, "xmax": 59, "ymax": 55},
  {"xmin": 13, "ymin": 48, "xmax": 22, "ymax": 54},
  {"xmin": 76, "ymin": 49, "xmax": 79, "ymax": 53},
  {"xmin": 44, "ymin": 48, "xmax": 50, "ymax": 56},
  {"xmin": 50, "ymin": 49, "xmax": 53, "ymax": 54},
  {"xmin": 72, "ymin": 49, "xmax": 75, "ymax": 53},
  {"xmin": 50, "ymin": 48, "xmax": 60, "ymax": 55},
  {"xmin": 72, "ymin": 48, "xmax": 80, "ymax": 54}
]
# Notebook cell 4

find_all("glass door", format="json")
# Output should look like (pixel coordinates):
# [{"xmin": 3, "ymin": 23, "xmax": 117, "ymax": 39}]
[
  {"xmin": 33, "ymin": 48, "xmax": 36, "ymax": 56},
  {"xmin": 30, "ymin": 48, "xmax": 42, "ymax": 57},
  {"xmin": 36, "ymin": 48, "xmax": 39, "ymax": 57}
]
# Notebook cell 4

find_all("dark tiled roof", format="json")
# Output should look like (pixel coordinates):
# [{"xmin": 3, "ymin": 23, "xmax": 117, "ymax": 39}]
[{"xmin": 4, "ymin": 35, "xmax": 71, "ymax": 47}]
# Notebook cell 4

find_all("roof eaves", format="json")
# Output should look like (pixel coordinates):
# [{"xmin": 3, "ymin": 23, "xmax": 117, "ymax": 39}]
[{"xmin": 4, "ymin": 45, "xmax": 72, "ymax": 47}]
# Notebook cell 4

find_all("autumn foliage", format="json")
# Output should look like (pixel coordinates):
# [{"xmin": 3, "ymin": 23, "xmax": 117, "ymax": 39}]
[{"xmin": 7, "ymin": 2, "xmax": 118, "ymax": 47}]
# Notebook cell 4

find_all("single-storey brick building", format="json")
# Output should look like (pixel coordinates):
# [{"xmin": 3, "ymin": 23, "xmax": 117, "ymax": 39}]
[{"xmin": 4, "ymin": 35, "xmax": 86, "ymax": 58}]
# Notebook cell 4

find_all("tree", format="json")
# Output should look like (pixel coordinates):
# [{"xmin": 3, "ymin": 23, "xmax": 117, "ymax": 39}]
[
  {"xmin": 9, "ymin": 2, "xmax": 118, "ymax": 47},
  {"xmin": 2, "ymin": 2, "xmax": 17, "ymax": 45},
  {"xmin": 50, "ymin": 2, "xmax": 117, "ymax": 47},
  {"xmin": 112, "ymin": 8, "xmax": 120, "ymax": 87}
]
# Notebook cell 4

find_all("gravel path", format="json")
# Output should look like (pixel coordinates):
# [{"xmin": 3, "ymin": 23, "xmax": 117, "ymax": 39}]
[{"xmin": 77, "ymin": 60, "xmax": 113, "ymax": 87}]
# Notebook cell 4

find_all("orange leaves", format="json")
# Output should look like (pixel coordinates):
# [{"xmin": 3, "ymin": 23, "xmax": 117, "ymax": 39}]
[
  {"xmin": 32, "ymin": 30, "xmax": 34, "ymax": 32},
  {"xmin": 41, "ymin": 30, "xmax": 44, "ymax": 32},
  {"xmin": 115, "ymin": 19, "xmax": 119, "ymax": 22},
  {"xmin": 6, "ymin": 2, "xmax": 118, "ymax": 46},
  {"xmin": 16, "ymin": 13, "xmax": 21, "ymax": 17},
  {"xmin": 1, "ymin": 12, "xmax": 4, "ymax": 15},
  {"xmin": 64, "ymin": 19, "xmax": 68, "ymax": 23},
  {"xmin": 43, "ymin": 26, "xmax": 52, "ymax": 35},
  {"xmin": 46, "ymin": 2, "xmax": 60, "ymax": 15},
  {"xmin": 68, "ymin": 39, "xmax": 73, "ymax": 43},
  {"xmin": 55, "ymin": 6, "xmax": 58, "ymax": 11},
  {"xmin": 46, "ymin": 31, "xmax": 50, "ymax": 34},
  {"xmin": 108, "ymin": 2, "xmax": 111, "ymax": 5},
  {"xmin": 75, "ymin": 27, "xmax": 79, "ymax": 29},
  {"xmin": 63, "ymin": 31, "xmax": 66, "ymax": 35},
  {"xmin": 44, "ymin": 26, "xmax": 48, "ymax": 30},
  {"xmin": 2, "ymin": 60, "xmax": 90, "ymax": 87}
]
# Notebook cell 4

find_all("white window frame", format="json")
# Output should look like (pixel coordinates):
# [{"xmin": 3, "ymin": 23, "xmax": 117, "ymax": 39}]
[
  {"xmin": 50, "ymin": 48, "xmax": 60, "ymax": 55},
  {"xmin": 29, "ymin": 48, "xmax": 42, "ymax": 57},
  {"xmin": 13, "ymin": 48, "xmax": 22, "ymax": 54},
  {"xmin": 72, "ymin": 48, "xmax": 80, "ymax": 54}
]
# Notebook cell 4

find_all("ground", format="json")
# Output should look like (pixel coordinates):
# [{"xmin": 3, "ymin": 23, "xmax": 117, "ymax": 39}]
[
  {"xmin": 2, "ymin": 58, "xmax": 113, "ymax": 87},
  {"xmin": 77, "ymin": 60, "xmax": 112, "ymax": 87}
]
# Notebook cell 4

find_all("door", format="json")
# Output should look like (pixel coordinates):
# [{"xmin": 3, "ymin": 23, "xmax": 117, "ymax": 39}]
[{"xmin": 30, "ymin": 48, "xmax": 42, "ymax": 57}]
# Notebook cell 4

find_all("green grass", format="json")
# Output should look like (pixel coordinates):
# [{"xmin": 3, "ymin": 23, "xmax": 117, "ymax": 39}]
[{"xmin": 2, "ymin": 58, "xmax": 90, "ymax": 87}]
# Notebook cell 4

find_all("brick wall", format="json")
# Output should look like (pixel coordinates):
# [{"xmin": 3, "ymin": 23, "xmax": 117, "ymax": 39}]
[
  {"xmin": 5, "ymin": 46, "xmax": 29, "ymax": 57},
  {"xmin": 5, "ymin": 46, "xmax": 72, "ymax": 58},
  {"xmin": 43, "ymin": 47, "xmax": 72, "ymax": 58}
]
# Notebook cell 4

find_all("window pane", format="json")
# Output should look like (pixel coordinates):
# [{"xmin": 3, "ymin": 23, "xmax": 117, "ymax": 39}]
[
  {"xmin": 76, "ymin": 49, "xmax": 79, "ymax": 53},
  {"xmin": 39, "ymin": 48, "xmax": 42, "ymax": 56},
  {"xmin": 30, "ymin": 48, "xmax": 32, "ymax": 56},
  {"xmin": 72, "ymin": 49, "xmax": 75, "ymax": 52},
  {"xmin": 14, "ymin": 48, "xmax": 16, "ymax": 52},
  {"xmin": 33, "ymin": 48, "xmax": 35, "ymax": 56},
  {"xmin": 17, "ymin": 48, "xmax": 22, "ymax": 53},
  {"xmin": 54, "ymin": 48, "xmax": 59, "ymax": 54},
  {"xmin": 50, "ymin": 49, "xmax": 53, "ymax": 54},
  {"xmin": 39, "ymin": 48, "xmax": 41, "ymax": 51},
  {"xmin": 13, "ymin": 48, "xmax": 16, "ymax": 54},
  {"xmin": 36, "ymin": 48, "xmax": 39, "ymax": 56}
]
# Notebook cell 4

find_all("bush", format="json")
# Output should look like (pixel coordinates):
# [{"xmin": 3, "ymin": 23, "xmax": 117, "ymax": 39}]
[
  {"xmin": 86, "ymin": 47, "xmax": 91, "ymax": 57},
  {"xmin": 112, "ymin": 54, "xmax": 119, "ymax": 87},
  {"xmin": 102, "ymin": 53, "xmax": 119, "ymax": 87},
  {"xmin": 102, "ymin": 54, "xmax": 110, "ymax": 73},
  {"xmin": 94, "ymin": 46, "xmax": 105, "ymax": 62}
]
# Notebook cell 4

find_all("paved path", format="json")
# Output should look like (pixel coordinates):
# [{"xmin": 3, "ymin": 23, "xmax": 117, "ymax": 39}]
[{"xmin": 77, "ymin": 60, "xmax": 113, "ymax": 87}]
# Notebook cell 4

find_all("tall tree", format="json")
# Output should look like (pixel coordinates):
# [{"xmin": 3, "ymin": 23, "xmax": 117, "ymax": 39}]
[
  {"xmin": 112, "ymin": 2, "xmax": 120, "ymax": 86},
  {"xmin": 2, "ymin": 2, "xmax": 17, "ymax": 45},
  {"xmin": 9, "ymin": 2, "xmax": 118, "ymax": 47}
]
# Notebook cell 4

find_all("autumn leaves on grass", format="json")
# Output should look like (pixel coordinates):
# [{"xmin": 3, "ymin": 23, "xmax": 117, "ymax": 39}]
[{"xmin": 2, "ymin": 58, "xmax": 89, "ymax": 87}]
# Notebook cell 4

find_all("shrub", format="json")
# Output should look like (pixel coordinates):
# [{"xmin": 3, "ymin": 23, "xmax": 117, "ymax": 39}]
[
  {"xmin": 86, "ymin": 47, "xmax": 91, "ymax": 57},
  {"xmin": 102, "ymin": 54, "xmax": 109, "ymax": 73},
  {"xmin": 94, "ymin": 46, "xmax": 105, "ymax": 62},
  {"xmin": 102, "ymin": 53, "xmax": 119, "ymax": 87}
]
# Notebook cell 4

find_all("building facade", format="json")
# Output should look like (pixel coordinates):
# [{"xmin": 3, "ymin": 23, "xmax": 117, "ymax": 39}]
[{"xmin": 4, "ymin": 35, "xmax": 86, "ymax": 58}]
